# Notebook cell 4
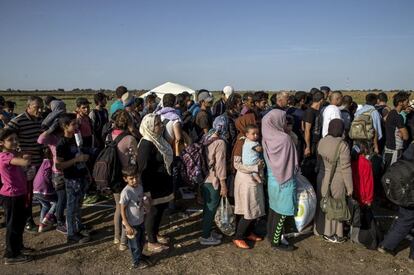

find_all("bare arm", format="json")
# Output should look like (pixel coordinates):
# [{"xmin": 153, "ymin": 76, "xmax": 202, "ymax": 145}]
[
  {"xmin": 10, "ymin": 157, "xmax": 31, "ymax": 167},
  {"xmin": 120, "ymin": 203, "xmax": 134, "ymax": 235},
  {"xmin": 304, "ymin": 122, "xmax": 312, "ymax": 155},
  {"xmin": 173, "ymin": 122, "xmax": 184, "ymax": 156},
  {"xmin": 55, "ymin": 155, "xmax": 88, "ymax": 171},
  {"xmin": 399, "ymin": 127, "xmax": 409, "ymax": 141}
]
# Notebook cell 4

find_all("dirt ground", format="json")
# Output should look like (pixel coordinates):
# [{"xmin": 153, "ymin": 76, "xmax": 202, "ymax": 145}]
[{"xmin": 1, "ymin": 201, "xmax": 413, "ymax": 275}]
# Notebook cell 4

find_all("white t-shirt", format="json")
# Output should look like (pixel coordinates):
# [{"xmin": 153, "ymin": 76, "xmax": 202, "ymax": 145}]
[{"xmin": 322, "ymin": 105, "xmax": 342, "ymax": 137}]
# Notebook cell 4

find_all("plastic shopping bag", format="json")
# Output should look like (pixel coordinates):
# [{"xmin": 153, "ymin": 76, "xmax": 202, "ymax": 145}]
[
  {"xmin": 214, "ymin": 197, "xmax": 236, "ymax": 236},
  {"xmin": 295, "ymin": 174, "xmax": 317, "ymax": 232}
]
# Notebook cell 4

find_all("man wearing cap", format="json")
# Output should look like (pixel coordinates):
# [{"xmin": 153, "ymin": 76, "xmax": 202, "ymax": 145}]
[
  {"xmin": 354, "ymin": 93, "xmax": 383, "ymax": 154},
  {"xmin": 212, "ymin": 86, "xmax": 234, "ymax": 118},
  {"xmin": 194, "ymin": 90, "xmax": 214, "ymax": 141},
  {"xmin": 110, "ymin": 86, "xmax": 128, "ymax": 116}
]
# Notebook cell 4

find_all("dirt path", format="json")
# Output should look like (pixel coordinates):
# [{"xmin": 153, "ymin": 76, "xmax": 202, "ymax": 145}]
[{"xmin": 1, "ymin": 204, "xmax": 413, "ymax": 275}]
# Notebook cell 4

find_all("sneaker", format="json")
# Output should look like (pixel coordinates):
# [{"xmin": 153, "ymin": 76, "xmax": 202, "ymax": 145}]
[
  {"xmin": 114, "ymin": 238, "xmax": 120, "ymax": 245},
  {"xmin": 157, "ymin": 235, "xmax": 170, "ymax": 245},
  {"xmin": 323, "ymin": 235, "xmax": 345, "ymax": 244},
  {"xmin": 25, "ymin": 222, "xmax": 38, "ymax": 234},
  {"xmin": 281, "ymin": 235, "xmax": 289, "ymax": 246},
  {"xmin": 83, "ymin": 195, "xmax": 100, "ymax": 204},
  {"xmin": 119, "ymin": 243, "xmax": 128, "ymax": 251},
  {"xmin": 377, "ymin": 245, "xmax": 395, "ymax": 256},
  {"xmin": 20, "ymin": 247, "xmax": 35, "ymax": 255},
  {"xmin": 130, "ymin": 261, "xmax": 149, "ymax": 270},
  {"xmin": 43, "ymin": 213, "xmax": 56, "ymax": 225},
  {"xmin": 4, "ymin": 254, "xmax": 32, "ymax": 265},
  {"xmin": 56, "ymin": 224, "xmax": 67, "ymax": 235},
  {"xmin": 272, "ymin": 243, "xmax": 297, "ymax": 252},
  {"xmin": 211, "ymin": 230, "xmax": 223, "ymax": 240},
  {"xmin": 67, "ymin": 233, "xmax": 90, "ymax": 244},
  {"xmin": 38, "ymin": 222, "xmax": 53, "ymax": 233},
  {"xmin": 199, "ymin": 236, "xmax": 221, "ymax": 246}
]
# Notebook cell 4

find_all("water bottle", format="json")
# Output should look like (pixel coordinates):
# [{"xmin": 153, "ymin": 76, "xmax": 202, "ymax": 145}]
[
  {"xmin": 74, "ymin": 132, "xmax": 86, "ymax": 169},
  {"xmin": 128, "ymin": 146, "xmax": 136, "ymax": 166}
]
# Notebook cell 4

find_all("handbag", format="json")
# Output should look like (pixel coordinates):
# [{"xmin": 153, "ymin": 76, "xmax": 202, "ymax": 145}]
[
  {"xmin": 320, "ymin": 142, "xmax": 351, "ymax": 222},
  {"xmin": 214, "ymin": 197, "xmax": 236, "ymax": 236}
]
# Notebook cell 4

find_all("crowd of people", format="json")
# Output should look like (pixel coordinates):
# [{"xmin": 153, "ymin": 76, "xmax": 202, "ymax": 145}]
[{"xmin": 0, "ymin": 85, "xmax": 414, "ymax": 269}]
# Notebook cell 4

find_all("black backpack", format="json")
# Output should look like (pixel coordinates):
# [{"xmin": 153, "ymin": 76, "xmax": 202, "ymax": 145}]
[
  {"xmin": 382, "ymin": 159, "xmax": 414, "ymax": 207},
  {"xmin": 93, "ymin": 132, "xmax": 128, "ymax": 193}
]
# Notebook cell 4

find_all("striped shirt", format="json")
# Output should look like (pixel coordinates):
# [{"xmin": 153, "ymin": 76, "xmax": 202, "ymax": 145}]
[{"xmin": 7, "ymin": 112, "xmax": 43, "ymax": 167}]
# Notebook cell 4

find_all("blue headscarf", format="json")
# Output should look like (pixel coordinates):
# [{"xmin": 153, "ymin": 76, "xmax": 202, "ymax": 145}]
[{"xmin": 204, "ymin": 115, "xmax": 229, "ymax": 143}]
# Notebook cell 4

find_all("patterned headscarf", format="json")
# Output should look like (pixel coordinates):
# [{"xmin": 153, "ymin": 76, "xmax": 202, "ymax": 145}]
[
  {"xmin": 139, "ymin": 113, "xmax": 174, "ymax": 175},
  {"xmin": 204, "ymin": 115, "xmax": 229, "ymax": 143}
]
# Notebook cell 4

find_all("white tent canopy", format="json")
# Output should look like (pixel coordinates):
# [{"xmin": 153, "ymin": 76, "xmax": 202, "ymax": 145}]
[{"xmin": 140, "ymin": 82, "xmax": 196, "ymax": 99}]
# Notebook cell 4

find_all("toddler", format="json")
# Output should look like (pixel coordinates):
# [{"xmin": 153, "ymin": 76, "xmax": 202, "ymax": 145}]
[
  {"xmin": 33, "ymin": 147, "xmax": 57, "ymax": 232},
  {"xmin": 242, "ymin": 124, "xmax": 264, "ymax": 184}
]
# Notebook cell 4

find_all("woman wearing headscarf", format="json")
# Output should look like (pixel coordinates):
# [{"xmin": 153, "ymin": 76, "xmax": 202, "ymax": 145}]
[
  {"xmin": 199, "ymin": 115, "xmax": 228, "ymax": 246},
  {"xmin": 232, "ymin": 113, "xmax": 266, "ymax": 249},
  {"xmin": 41, "ymin": 100, "xmax": 66, "ymax": 130},
  {"xmin": 262, "ymin": 109, "xmax": 299, "ymax": 251},
  {"xmin": 137, "ymin": 113, "xmax": 174, "ymax": 252},
  {"xmin": 314, "ymin": 119, "xmax": 353, "ymax": 243}
]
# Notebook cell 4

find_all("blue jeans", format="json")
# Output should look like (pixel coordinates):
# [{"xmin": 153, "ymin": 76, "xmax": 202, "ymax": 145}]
[
  {"xmin": 127, "ymin": 223, "xmax": 145, "ymax": 265},
  {"xmin": 34, "ymin": 194, "xmax": 57, "ymax": 222},
  {"xmin": 65, "ymin": 178, "xmax": 84, "ymax": 236}
]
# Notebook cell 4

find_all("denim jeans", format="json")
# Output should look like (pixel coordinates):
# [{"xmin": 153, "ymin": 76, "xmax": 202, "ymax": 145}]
[
  {"xmin": 127, "ymin": 223, "xmax": 145, "ymax": 265},
  {"xmin": 34, "ymin": 194, "xmax": 57, "ymax": 222},
  {"xmin": 65, "ymin": 178, "xmax": 84, "ymax": 236}
]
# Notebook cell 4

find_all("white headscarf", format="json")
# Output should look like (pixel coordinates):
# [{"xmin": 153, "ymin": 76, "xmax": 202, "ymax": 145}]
[{"xmin": 139, "ymin": 113, "xmax": 173, "ymax": 175}]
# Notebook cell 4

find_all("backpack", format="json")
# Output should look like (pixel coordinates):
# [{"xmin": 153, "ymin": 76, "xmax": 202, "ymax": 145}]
[
  {"xmin": 180, "ymin": 137, "xmax": 218, "ymax": 186},
  {"xmin": 93, "ymin": 132, "xmax": 128, "ymax": 193},
  {"xmin": 349, "ymin": 109, "xmax": 375, "ymax": 140},
  {"xmin": 382, "ymin": 159, "xmax": 414, "ymax": 207}
]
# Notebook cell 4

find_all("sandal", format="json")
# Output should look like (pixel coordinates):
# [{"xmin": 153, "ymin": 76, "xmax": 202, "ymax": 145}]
[
  {"xmin": 233, "ymin": 239, "xmax": 250, "ymax": 249},
  {"xmin": 157, "ymin": 235, "xmax": 170, "ymax": 245},
  {"xmin": 147, "ymin": 242, "xmax": 169, "ymax": 253}
]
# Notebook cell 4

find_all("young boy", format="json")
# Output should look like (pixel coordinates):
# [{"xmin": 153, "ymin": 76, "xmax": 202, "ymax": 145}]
[
  {"xmin": 120, "ymin": 166, "xmax": 151, "ymax": 269},
  {"xmin": 55, "ymin": 113, "xmax": 90, "ymax": 244},
  {"xmin": 89, "ymin": 92, "xmax": 109, "ymax": 150},
  {"xmin": 0, "ymin": 128, "xmax": 33, "ymax": 264},
  {"xmin": 75, "ymin": 97, "xmax": 94, "ymax": 148},
  {"xmin": 242, "ymin": 124, "xmax": 264, "ymax": 184}
]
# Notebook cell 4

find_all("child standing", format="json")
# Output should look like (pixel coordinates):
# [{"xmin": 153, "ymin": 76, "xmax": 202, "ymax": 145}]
[
  {"xmin": 75, "ymin": 97, "xmax": 94, "ymax": 148},
  {"xmin": 33, "ymin": 147, "xmax": 57, "ymax": 232},
  {"xmin": 0, "ymin": 128, "xmax": 32, "ymax": 264},
  {"xmin": 120, "ymin": 166, "xmax": 151, "ymax": 269},
  {"xmin": 89, "ymin": 92, "xmax": 109, "ymax": 150},
  {"xmin": 56, "ymin": 114, "xmax": 90, "ymax": 244},
  {"xmin": 242, "ymin": 124, "xmax": 264, "ymax": 184}
]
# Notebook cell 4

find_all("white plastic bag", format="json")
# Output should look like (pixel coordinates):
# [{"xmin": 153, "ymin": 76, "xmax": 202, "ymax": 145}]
[
  {"xmin": 214, "ymin": 197, "xmax": 236, "ymax": 236},
  {"xmin": 294, "ymin": 174, "xmax": 317, "ymax": 232}
]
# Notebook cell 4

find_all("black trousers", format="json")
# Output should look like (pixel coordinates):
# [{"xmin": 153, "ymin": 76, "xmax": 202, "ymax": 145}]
[
  {"xmin": 235, "ymin": 216, "xmax": 254, "ymax": 240},
  {"xmin": 2, "ymin": 195, "xmax": 26, "ymax": 258},
  {"xmin": 145, "ymin": 202, "xmax": 168, "ymax": 243},
  {"xmin": 267, "ymin": 209, "xmax": 287, "ymax": 246}
]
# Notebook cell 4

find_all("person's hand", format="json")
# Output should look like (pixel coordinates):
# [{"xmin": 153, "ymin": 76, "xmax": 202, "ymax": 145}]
[
  {"xmin": 125, "ymin": 225, "xmax": 134, "ymax": 236},
  {"xmin": 22, "ymin": 154, "xmax": 31, "ymax": 160},
  {"xmin": 347, "ymin": 191, "xmax": 353, "ymax": 197},
  {"xmin": 258, "ymin": 160, "xmax": 265, "ymax": 170},
  {"xmin": 304, "ymin": 147, "xmax": 311, "ymax": 157},
  {"xmin": 374, "ymin": 147, "xmax": 380, "ymax": 155},
  {"xmin": 220, "ymin": 184, "xmax": 228, "ymax": 197},
  {"xmin": 76, "ymin": 154, "xmax": 89, "ymax": 163}
]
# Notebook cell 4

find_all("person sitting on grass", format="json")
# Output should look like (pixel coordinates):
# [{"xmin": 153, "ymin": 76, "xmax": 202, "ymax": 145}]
[
  {"xmin": 120, "ymin": 166, "xmax": 152, "ymax": 270},
  {"xmin": 0, "ymin": 128, "xmax": 33, "ymax": 265}
]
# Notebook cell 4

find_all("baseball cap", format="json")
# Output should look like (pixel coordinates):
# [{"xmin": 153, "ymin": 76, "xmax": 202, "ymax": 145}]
[
  {"xmin": 223, "ymin": 85, "xmax": 234, "ymax": 98},
  {"xmin": 121, "ymin": 92, "xmax": 135, "ymax": 107},
  {"xmin": 197, "ymin": 90, "xmax": 213, "ymax": 103}
]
